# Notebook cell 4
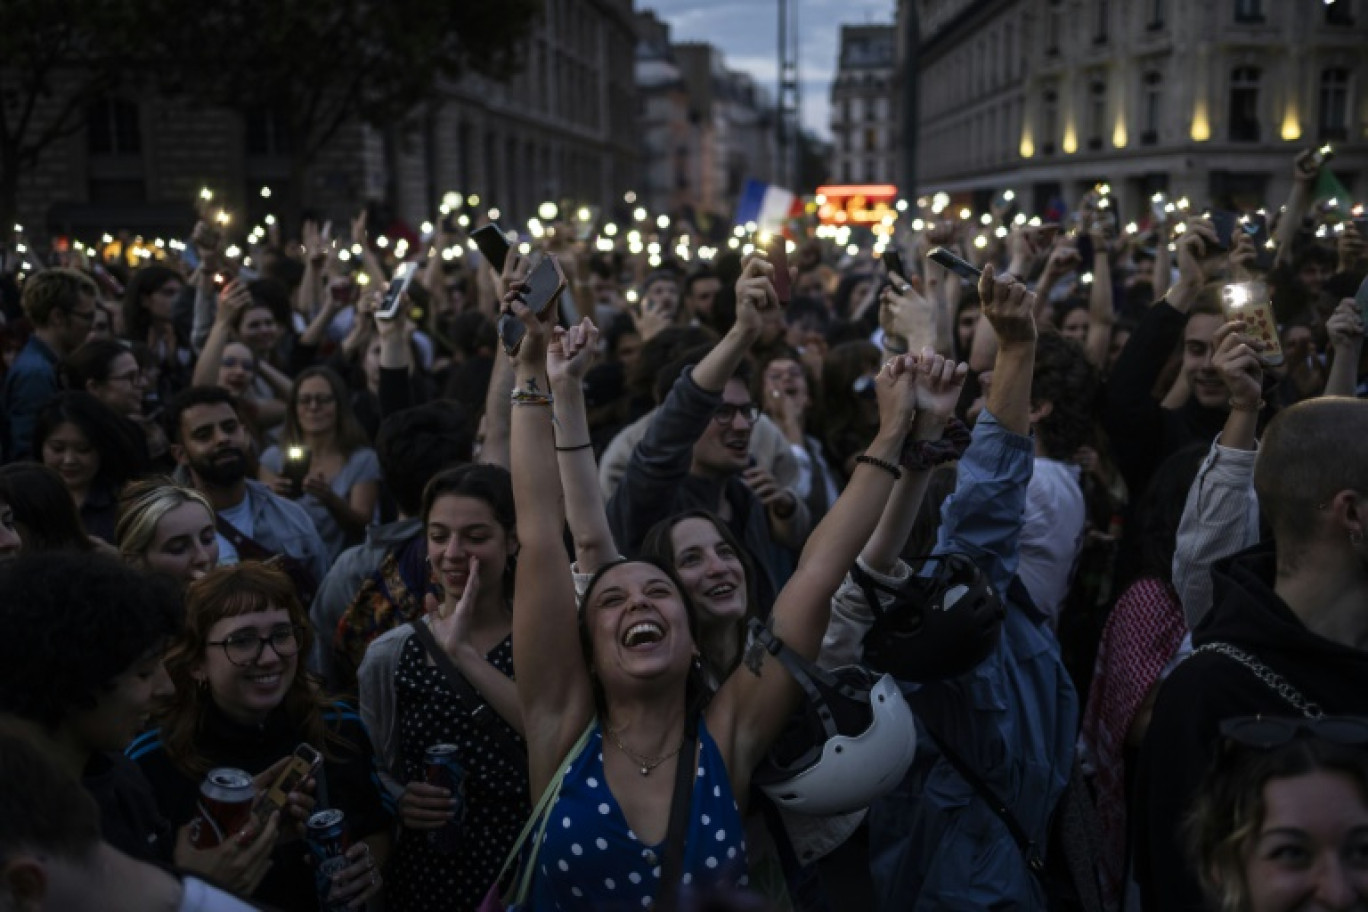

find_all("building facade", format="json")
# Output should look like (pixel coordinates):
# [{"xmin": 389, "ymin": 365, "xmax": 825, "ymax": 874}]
[
  {"xmin": 634, "ymin": 14, "xmax": 777, "ymax": 225},
  {"xmin": 20, "ymin": 0, "xmax": 639, "ymax": 239},
  {"xmin": 909, "ymin": 0, "xmax": 1368, "ymax": 217},
  {"xmin": 830, "ymin": 25, "xmax": 899, "ymax": 186}
]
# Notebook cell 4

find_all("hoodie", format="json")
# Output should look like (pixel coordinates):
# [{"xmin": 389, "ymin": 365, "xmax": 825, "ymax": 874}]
[{"xmin": 1134, "ymin": 542, "xmax": 1368, "ymax": 911}]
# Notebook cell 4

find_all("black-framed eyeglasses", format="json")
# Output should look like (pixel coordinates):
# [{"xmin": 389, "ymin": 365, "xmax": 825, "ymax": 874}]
[
  {"xmin": 207, "ymin": 625, "xmax": 306, "ymax": 666},
  {"xmin": 712, "ymin": 403, "xmax": 759, "ymax": 426},
  {"xmin": 1220, "ymin": 715, "xmax": 1368, "ymax": 749},
  {"xmin": 298, "ymin": 393, "xmax": 336, "ymax": 408}
]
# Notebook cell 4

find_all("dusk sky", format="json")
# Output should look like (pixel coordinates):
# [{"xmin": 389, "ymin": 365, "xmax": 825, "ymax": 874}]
[{"xmin": 639, "ymin": 0, "xmax": 897, "ymax": 142}]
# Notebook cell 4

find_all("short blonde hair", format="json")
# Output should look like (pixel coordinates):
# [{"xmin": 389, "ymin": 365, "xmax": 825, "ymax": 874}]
[{"xmin": 115, "ymin": 478, "xmax": 216, "ymax": 565}]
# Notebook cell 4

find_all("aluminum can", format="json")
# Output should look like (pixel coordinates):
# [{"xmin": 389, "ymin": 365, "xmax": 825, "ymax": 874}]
[
  {"xmin": 424, "ymin": 743, "xmax": 467, "ymax": 852},
  {"xmin": 306, "ymin": 808, "xmax": 351, "ymax": 911},
  {"xmin": 188, "ymin": 767, "xmax": 254, "ymax": 849}
]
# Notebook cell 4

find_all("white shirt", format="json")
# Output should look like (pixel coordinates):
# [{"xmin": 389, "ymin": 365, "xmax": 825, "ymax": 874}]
[
  {"xmin": 215, "ymin": 495, "xmax": 254, "ymax": 567},
  {"xmin": 1017, "ymin": 457, "xmax": 1086, "ymax": 629}
]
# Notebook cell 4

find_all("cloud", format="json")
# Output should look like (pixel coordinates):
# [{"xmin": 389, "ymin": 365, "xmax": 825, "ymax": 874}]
[{"xmin": 641, "ymin": 0, "xmax": 895, "ymax": 140}]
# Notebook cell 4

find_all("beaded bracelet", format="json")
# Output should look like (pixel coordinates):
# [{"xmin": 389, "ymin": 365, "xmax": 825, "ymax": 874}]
[{"xmin": 855, "ymin": 453, "xmax": 903, "ymax": 481}]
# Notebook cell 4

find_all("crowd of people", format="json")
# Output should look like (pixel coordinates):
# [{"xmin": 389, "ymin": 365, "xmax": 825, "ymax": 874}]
[{"xmin": 1, "ymin": 143, "xmax": 1367, "ymax": 912}]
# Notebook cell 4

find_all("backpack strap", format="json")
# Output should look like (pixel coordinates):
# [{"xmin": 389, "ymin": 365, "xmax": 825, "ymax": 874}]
[{"xmin": 407, "ymin": 620, "xmax": 528, "ymax": 776}]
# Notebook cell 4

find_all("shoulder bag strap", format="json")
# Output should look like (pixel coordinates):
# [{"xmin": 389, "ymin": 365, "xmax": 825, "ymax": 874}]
[
  {"xmin": 215, "ymin": 514, "xmax": 274, "ymax": 562},
  {"xmin": 656, "ymin": 703, "xmax": 701, "ymax": 912},
  {"xmin": 408, "ymin": 620, "xmax": 529, "ymax": 776},
  {"xmin": 922, "ymin": 723, "xmax": 1045, "ymax": 877},
  {"xmin": 1191, "ymin": 641, "xmax": 1323, "ymax": 719}
]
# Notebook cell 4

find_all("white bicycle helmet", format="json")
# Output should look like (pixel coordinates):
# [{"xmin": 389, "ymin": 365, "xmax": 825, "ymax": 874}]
[{"xmin": 748, "ymin": 621, "xmax": 918, "ymax": 816}]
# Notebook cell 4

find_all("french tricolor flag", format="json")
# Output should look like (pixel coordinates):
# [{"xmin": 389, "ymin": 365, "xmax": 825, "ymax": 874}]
[{"xmin": 734, "ymin": 179, "xmax": 797, "ymax": 234}]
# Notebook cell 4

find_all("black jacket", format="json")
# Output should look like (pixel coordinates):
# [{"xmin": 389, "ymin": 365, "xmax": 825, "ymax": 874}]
[
  {"xmin": 1134, "ymin": 542, "xmax": 1368, "ymax": 910},
  {"xmin": 84, "ymin": 750, "xmax": 174, "ymax": 864}
]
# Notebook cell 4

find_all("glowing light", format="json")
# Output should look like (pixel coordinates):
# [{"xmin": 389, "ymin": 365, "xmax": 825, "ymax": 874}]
[
  {"xmin": 1062, "ymin": 122, "xmax": 1078, "ymax": 154},
  {"xmin": 1125, "ymin": 222, "xmax": 1139, "ymax": 234},
  {"xmin": 215, "ymin": 211, "xmax": 231, "ymax": 225},
  {"xmin": 625, "ymin": 289, "xmax": 639, "ymax": 303},
  {"xmin": 338, "ymin": 250, "xmax": 351, "ymax": 262},
  {"xmin": 895, "ymin": 199, "xmax": 909, "ymax": 212},
  {"xmin": 979, "ymin": 213, "xmax": 993, "ymax": 226},
  {"xmin": 199, "ymin": 188, "xmax": 213, "ymax": 201},
  {"xmin": 1280, "ymin": 107, "xmax": 1301, "ymax": 141},
  {"xmin": 357, "ymin": 273, "xmax": 371, "ymax": 286},
  {"xmin": 845, "ymin": 244, "xmax": 859, "ymax": 257},
  {"xmin": 529, "ymin": 218, "xmax": 545, "ymax": 238},
  {"xmin": 656, "ymin": 214, "xmax": 670, "ymax": 229},
  {"xmin": 260, "ymin": 186, "xmax": 272, "ymax": 199},
  {"xmin": 995, "ymin": 226, "xmax": 1009, "ymax": 238},
  {"xmin": 604, "ymin": 223, "xmax": 619, "ymax": 237},
  {"xmin": 487, "ymin": 208, "xmax": 501, "ymax": 221},
  {"xmin": 538, "ymin": 201, "xmax": 558, "ymax": 221},
  {"xmin": 1019, "ymin": 128, "xmax": 1035, "ymax": 159},
  {"xmin": 577, "ymin": 207, "xmax": 591, "ymax": 222},
  {"xmin": 624, "ymin": 191, "xmax": 637, "ymax": 204},
  {"xmin": 466, "ymin": 194, "xmax": 480, "ymax": 208},
  {"xmin": 1081, "ymin": 272, "xmax": 1094, "ymax": 284},
  {"xmin": 912, "ymin": 218, "xmax": 925, "ymax": 231},
  {"xmin": 959, "ymin": 208, "xmax": 972, "ymax": 220},
  {"xmin": 375, "ymin": 236, "xmax": 389, "ymax": 249},
  {"xmin": 727, "ymin": 237, "xmax": 740, "ymax": 249},
  {"xmin": 1003, "ymin": 190, "xmax": 1016, "ymax": 202},
  {"xmin": 518, "ymin": 242, "xmax": 531, "ymax": 255},
  {"xmin": 1191, "ymin": 100, "xmax": 1211, "ymax": 141},
  {"xmin": 264, "ymin": 215, "xmax": 276, "ymax": 226},
  {"xmin": 973, "ymin": 235, "xmax": 988, "ymax": 249},
  {"xmin": 443, "ymin": 192, "xmax": 463, "ymax": 210},
  {"xmin": 225, "ymin": 245, "xmax": 241, "ymax": 258},
  {"xmin": 457, "ymin": 215, "xmax": 470, "ymax": 228},
  {"xmin": 648, "ymin": 255, "xmax": 662, "ymax": 267},
  {"xmin": 1112, "ymin": 117, "xmax": 1128, "ymax": 149},
  {"xmin": 420, "ymin": 221, "xmax": 433, "ymax": 235},
  {"xmin": 633, "ymin": 207, "xmax": 647, "ymax": 222}
]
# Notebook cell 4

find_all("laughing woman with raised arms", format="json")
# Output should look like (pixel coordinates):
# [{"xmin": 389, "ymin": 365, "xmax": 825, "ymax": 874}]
[{"xmin": 505, "ymin": 255, "xmax": 926, "ymax": 909}]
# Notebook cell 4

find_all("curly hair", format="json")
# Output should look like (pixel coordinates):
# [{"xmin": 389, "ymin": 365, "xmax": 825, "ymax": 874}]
[
  {"xmin": 1185, "ymin": 733, "xmax": 1368, "ymax": 912},
  {"xmin": 0, "ymin": 551, "xmax": 181, "ymax": 731},
  {"xmin": 1031, "ymin": 330, "xmax": 1101, "ymax": 460},
  {"xmin": 20, "ymin": 268, "xmax": 97, "ymax": 328},
  {"xmin": 158, "ymin": 562, "xmax": 346, "ymax": 779}
]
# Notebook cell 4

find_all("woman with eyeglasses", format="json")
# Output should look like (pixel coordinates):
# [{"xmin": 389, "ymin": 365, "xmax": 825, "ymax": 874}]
[
  {"xmin": 63, "ymin": 337, "xmax": 172, "ymax": 468},
  {"xmin": 258, "ymin": 365, "xmax": 381, "ymax": 561},
  {"xmin": 1185, "ymin": 716, "xmax": 1368, "ymax": 912},
  {"xmin": 128, "ymin": 561, "xmax": 392, "ymax": 911},
  {"xmin": 34, "ymin": 390, "xmax": 148, "ymax": 543}
]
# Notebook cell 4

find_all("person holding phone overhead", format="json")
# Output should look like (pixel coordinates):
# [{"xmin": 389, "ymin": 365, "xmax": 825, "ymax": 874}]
[
  {"xmin": 128, "ymin": 562, "xmax": 392, "ymax": 911},
  {"xmin": 503, "ymin": 256, "xmax": 926, "ymax": 909}
]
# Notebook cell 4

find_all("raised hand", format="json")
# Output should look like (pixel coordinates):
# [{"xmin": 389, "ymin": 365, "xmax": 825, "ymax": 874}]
[
  {"xmin": 214, "ymin": 278, "xmax": 252, "ymax": 328},
  {"xmin": 873, "ymin": 352, "xmax": 921, "ymax": 436},
  {"xmin": 879, "ymin": 277, "xmax": 934, "ymax": 348},
  {"xmin": 1174, "ymin": 217, "xmax": 1220, "ymax": 289},
  {"xmin": 1211, "ymin": 320, "xmax": 1264, "ymax": 410},
  {"xmin": 978, "ymin": 263, "xmax": 1037, "ymax": 347},
  {"xmin": 547, "ymin": 317, "xmax": 600, "ymax": 387},
  {"xmin": 429, "ymin": 555, "xmax": 481, "ymax": 657},
  {"xmin": 733, "ymin": 254, "xmax": 778, "ymax": 336},
  {"xmin": 911, "ymin": 346, "xmax": 969, "ymax": 419},
  {"xmin": 1328, "ymin": 297, "xmax": 1366, "ymax": 349}
]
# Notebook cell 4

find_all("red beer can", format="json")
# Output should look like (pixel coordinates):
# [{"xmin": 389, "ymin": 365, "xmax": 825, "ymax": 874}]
[{"xmin": 188, "ymin": 767, "xmax": 255, "ymax": 848}]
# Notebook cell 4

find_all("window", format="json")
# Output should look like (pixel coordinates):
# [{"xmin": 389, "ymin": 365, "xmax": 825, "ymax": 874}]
[
  {"xmin": 87, "ymin": 98, "xmax": 140, "ymax": 155},
  {"xmin": 1043, "ymin": 89, "xmax": 1059, "ymax": 155},
  {"xmin": 1325, "ymin": 0, "xmax": 1353, "ymax": 24},
  {"xmin": 245, "ymin": 107, "xmax": 292, "ymax": 156},
  {"xmin": 1142, "ymin": 72, "xmax": 1162, "ymax": 144},
  {"xmin": 1229, "ymin": 66, "xmax": 1261, "ymax": 141},
  {"xmin": 1148, "ymin": 0, "xmax": 1165, "ymax": 28},
  {"xmin": 1319, "ymin": 68, "xmax": 1350, "ymax": 141},
  {"xmin": 1094, "ymin": 0, "xmax": 1109, "ymax": 42},
  {"xmin": 865, "ymin": 127, "xmax": 878, "ymax": 152},
  {"xmin": 1234, "ymin": 0, "xmax": 1262, "ymax": 22},
  {"xmin": 1088, "ymin": 80, "xmax": 1107, "ymax": 149},
  {"xmin": 1047, "ymin": 1, "xmax": 1062, "ymax": 55}
]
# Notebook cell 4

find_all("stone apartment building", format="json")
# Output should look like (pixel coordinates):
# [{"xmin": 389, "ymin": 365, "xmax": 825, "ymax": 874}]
[
  {"xmin": 830, "ymin": 25, "xmax": 899, "ymax": 186},
  {"xmin": 17, "ymin": 0, "xmax": 639, "ymax": 239},
  {"xmin": 907, "ymin": 0, "xmax": 1367, "ymax": 217}
]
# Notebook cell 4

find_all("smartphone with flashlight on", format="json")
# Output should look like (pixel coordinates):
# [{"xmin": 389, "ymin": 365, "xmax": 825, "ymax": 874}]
[
  {"xmin": 927, "ymin": 246, "xmax": 983, "ymax": 282},
  {"xmin": 1222, "ymin": 281, "xmax": 1283, "ymax": 366},
  {"xmin": 1310, "ymin": 144, "xmax": 1335, "ymax": 169},
  {"xmin": 882, "ymin": 249, "xmax": 909, "ymax": 290},
  {"xmin": 281, "ymin": 446, "xmax": 312, "ymax": 498},
  {"xmin": 376, "ymin": 262, "xmax": 419, "ymax": 321},
  {"xmin": 497, "ymin": 254, "xmax": 567, "ymax": 356}
]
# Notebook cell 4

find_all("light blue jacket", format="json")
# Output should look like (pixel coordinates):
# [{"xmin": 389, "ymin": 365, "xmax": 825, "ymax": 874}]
[{"xmin": 868, "ymin": 411, "xmax": 1079, "ymax": 911}]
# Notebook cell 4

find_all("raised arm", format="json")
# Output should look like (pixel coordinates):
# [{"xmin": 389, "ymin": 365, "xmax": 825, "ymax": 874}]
[
  {"xmin": 1084, "ymin": 224, "xmax": 1117, "ymax": 371},
  {"xmin": 192, "ymin": 279, "xmax": 251, "ymax": 388},
  {"xmin": 477, "ymin": 253, "xmax": 528, "ymax": 469},
  {"xmin": 506, "ymin": 285, "xmax": 596, "ymax": 797},
  {"xmin": 548, "ymin": 318, "xmax": 621, "ymax": 573},
  {"xmin": 1325, "ymin": 298, "xmax": 1365, "ymax": 398},
  {"xmin": 1273, "ymin": 151, "xmax": 1319, "ymax": 269},
  {"xmin": 717, "ymin": 349, "xmax": 931, "ymax": 786}
]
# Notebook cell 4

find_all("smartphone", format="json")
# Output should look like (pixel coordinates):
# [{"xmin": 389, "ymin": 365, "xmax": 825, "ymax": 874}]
[
  {"xmin": 1355, "ymin": 275, "xmax": 1368, "ymax": 327},
  {"xmin": 927, "ymin": 246, "xmax": 983, "ymax": 281},
  {"xmin": 282, "ymin": 445, "xmax": 312, "ymax": 498},
  {"xmin": 768, "ymin": 235, "xmax": 792, "ymax": 305},
  {"xmin": 1222, "ymin": 282, "xmax": 1283, "ymax": 366},
  {"xmin": 881, "ymin": 249, "xmax": 908, "ymax": 287},
  {"xmin": 1150, "ymin": 193, "xmax": 1170, "ymax": 223},
  {"xmin": 253, "ymin": 743, "xmax": 323, "ymax": 828},
  {"xmin": 471, "ymin": 223, "xmax": 512, "ymax": 272},
  {"xmin": 1310, "ymin": 144, "xmax": 1335, "ymax": 169},
  {"xmin": 573, "ymin": 206, "xmax": 601, "ymax": 243},
  {"xmin": 497, "ymin": 255, "xmax": 567, "ymax": 355},
  {"xmin": 1240, "ymin": 213, "xmax": 1275, "ymax": 271},
  {"xmin": 377, "ymin": 262, "xmax": 419, "ymax": 321},
  {"xmin": 1209, "ymin": 210, "xmax": 1238, "ymax": 252}
]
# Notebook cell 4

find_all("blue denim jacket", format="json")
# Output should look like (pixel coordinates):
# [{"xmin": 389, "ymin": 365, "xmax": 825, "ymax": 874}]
[
  {"xmin": 1, "ymin": 336, "xmax": 59, "ymax": 461},
  {"xmin": 868, "ymin": 410, "xmax": 1079, "ymax": 911}
]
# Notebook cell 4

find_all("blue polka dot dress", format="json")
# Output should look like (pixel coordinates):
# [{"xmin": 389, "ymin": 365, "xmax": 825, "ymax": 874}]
[{"xmin": 529, "ymin": 719, "xmax": 749, "ymax": 910}]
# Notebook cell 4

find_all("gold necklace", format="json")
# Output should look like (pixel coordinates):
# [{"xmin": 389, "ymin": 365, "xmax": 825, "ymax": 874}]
[{"xmin": 606, "ymin": 726, "xmax": 686, "ymax": 776}]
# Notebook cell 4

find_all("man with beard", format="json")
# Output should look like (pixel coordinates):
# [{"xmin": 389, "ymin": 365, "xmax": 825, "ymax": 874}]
[
  {"xmin": 606, "ymin": 256, "xmax": 809, "ymax": 608},
  {"xmin": 166, "ymin": 386, "xmax": 328, "ymax": 595}
]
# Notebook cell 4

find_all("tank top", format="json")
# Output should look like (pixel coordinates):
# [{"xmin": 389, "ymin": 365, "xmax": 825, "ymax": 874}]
[{"xmin": 530, "ymin": 719, "xmax": 750, "ymax": 910}]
